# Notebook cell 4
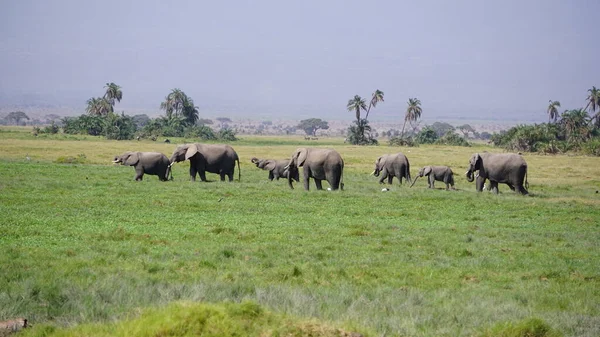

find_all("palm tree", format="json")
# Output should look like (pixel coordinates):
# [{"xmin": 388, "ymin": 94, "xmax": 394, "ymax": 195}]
[
  {"xmin": 547, "ymin": 100, "xmax": 561, "ymax": 123},
  {"xmin": 103, "ymin": 82, "xmax": 123, "ymax": 112},
  {"xmin": 561, "ymin": 109, "xmax": 590, "ymax": 143},
  {"xmin": 347, "ymin": 95, "xmax": 367, "ymax": 123},
  {"xmin": 584, "ymin": 86, "xmax": 600, "ymax": 127},
  {"xmin": 401, "ymin": 98, "xmax": 422, "ymax": 137},
  {"xmin": 364, "ymin": 89, "xmax": 384, "ymax": 121},
  {"xmin": 86, "ymin": 97, "xmax": 111, "ymax": 116},
  {"xmin": 160, "ymin": 89, "xmax": 199, "ymax": 126}
]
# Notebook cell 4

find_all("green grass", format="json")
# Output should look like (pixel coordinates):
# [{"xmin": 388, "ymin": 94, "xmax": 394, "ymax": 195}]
[{"xmin": 1, "ymin": 126, "xmax": 599, "ymax": 336}]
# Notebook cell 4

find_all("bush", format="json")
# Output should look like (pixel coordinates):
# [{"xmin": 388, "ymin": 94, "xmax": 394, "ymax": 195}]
[
  {"xmin": 104, "ymin": 113, "xmax": 136, "ymax": 140},
  {"xmin": 54, "ymin": 154, "xmax": 86, "ymax": 164},
  {"xmin": 43, "ymin": 122, "xmax": 60, "ymax": 134},
  {"xmin": 435, "ymin": 132, "xmax": 470, "ymax": 146},
  {"xmin": 415, "ymin": 127, "xmax": 438, "ymax": 144},
  {"xmin": 581, "ymin": 138, "xmax": 600, "ymax": 156},
  {"xmin": 389, "ymin": 136, "xmax": 417, "ymax": 147},
  {"xmin": 347, "ymin": 119, "xmax": 378, "ymax": 145},
  {"xmin": 218, "ymin": 128, "xmax": 238, "ymax": 141},
  {"xmin": 184, "ymin": 125, "xmax": 217, "ymax": 140},
  {"xmin": 480, "ymin": 317, "xmax": 563, "ymax": 337}
]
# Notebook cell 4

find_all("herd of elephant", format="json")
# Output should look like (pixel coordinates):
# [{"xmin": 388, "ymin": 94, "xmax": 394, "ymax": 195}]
[{"xmin": 113, "ymin": 143, "xmax": 529, "ymax": 195}]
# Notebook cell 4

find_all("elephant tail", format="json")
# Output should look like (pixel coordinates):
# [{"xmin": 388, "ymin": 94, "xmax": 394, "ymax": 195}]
[
  {"xmin": 340, "ymin": 167, "xmax": 344, "ymax": 191},
  {"xmin": 237, "ymin": 157, "xmax": 241, "ymax": 182},
  {"xmin": 524, "ymin": 169, "xmax": 529, "ymax": 190},
  {"xmin": 405, "ymin": 162, "xmax": 412, "ymax": 185}
]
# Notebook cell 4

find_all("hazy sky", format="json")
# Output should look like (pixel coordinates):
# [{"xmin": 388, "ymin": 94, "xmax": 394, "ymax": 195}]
[{"xmin": 1, "ymin": 0, "xmax": 598, "ymax": 121}]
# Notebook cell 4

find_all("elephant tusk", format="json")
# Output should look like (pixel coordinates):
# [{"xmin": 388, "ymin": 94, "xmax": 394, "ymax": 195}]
[{"xmin": 370, "ymin": 170, "xmax": 376, "ymax": 176}]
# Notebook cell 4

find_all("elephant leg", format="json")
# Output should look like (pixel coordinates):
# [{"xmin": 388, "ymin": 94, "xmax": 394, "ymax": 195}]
[
  {"xmin": 428, "ymin": 176, "xmax": 434, "ymax": 189},
  {"xmin": 490, "ymin": 181, "xmax": 499, "ymax": 194},
  {"xmin": 314, "ymin": 179, "xmax": 323, "ymax": 190},
  {"xmin": 388, "ymin": 175, "xmax": 394, "ymax": 185},
  {"xmin": 268, "ymin": 171, "xmax": 274, "ymax": 181},
  {"xmin": 227, "ymin": 171, "xmax": 234, "ymax": 182},
  {"xmin": 516, "ymin": 184, "xmax": 529, "ymax": 195},
  {"xmin": 303, "ymin": 170, "xmax": 310, "ymax": 190},
  {"xmin": 199, "ymin": 170, "xmax": 208, "ymax": 182},
  {"xmin": 506, "ymin": 183, "xmax": 515, "ymax": 191},
  {"xmin": 135, "ymin": 167, "xmax": 144, "ymax": 181},
  {"xmin": 475, "ymin": 175, "xmax": 485, "ymax": 192},
  {"xmin": 189, "ymin": 166, "xmax": 197, "ymax": 182}
]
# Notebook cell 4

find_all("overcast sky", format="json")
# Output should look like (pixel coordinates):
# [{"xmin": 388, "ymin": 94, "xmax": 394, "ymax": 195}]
[{"xmin": 1, "ymin": 0, "xmax": 598, "ymax": 121}]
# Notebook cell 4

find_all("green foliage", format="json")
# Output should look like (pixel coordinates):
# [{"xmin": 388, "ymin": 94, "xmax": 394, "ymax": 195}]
[
  {"xmin": 21, "ymin": 302, "xmax": 366, "ymax": 337},
  {"xmin": 388, "ymin": 136, "xmax": 417, "ymax": 147},
  {"xmin": 184, "ymin": 125, "xmax": 217, "ymax": 140},
  {"xmin": 43, "ymin": 122, "xmax": 60, "ymax": 134},
  {"xmin": 430, "ymin": 121, "xmax": 455, "ymax": 137},
  {"xmin": 415, "ymin": 126, "xmax": 438, "ymax": 144},
  {"xmin": 581, "ymin": 138, "xmax": 600, "ymax": 156},
  {"xmin": 435, "ymin": 131, "xmax": 470, "ymax": 146},
  {"xmin": 347, "ymin": 119, "xmax": 378, "ymax": 145},
  {"xmin": 160, "ymin": 88, "xmax": 199, "ymax": 126},
  {"xmin": 104, "ymin": 113, "xmax": 136, "ymax": 140},
  {"xmin": 480, "ymin": 318, "xmax": 563, "ymax": 337},
  {"xmin": 131, "ymin": 114, "xmax": 151, "ymax": 128},
  {"xmin": 218, "ymin": 128, "xmax": 238, "ymax": 141},
  {"xmin": 62, "ymin": 115, "xmax": 105, "ymax": 136},
  {"xmin": 54, "ymin": 153, "xmax": 86, "ymax": 164},
  {"xmin": 297, "ymin": 118, "xmax": 329, "ymax": 136}
]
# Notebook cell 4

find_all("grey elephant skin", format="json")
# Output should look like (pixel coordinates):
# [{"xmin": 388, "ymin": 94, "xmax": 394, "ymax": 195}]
[
  {"xmin": 372, "ymin": 153, "xmax": 412, "ymax": 185},
  {"xmin": 251, "ymin": 157, "xmax": 299, "ymax": 182},
  {"xmin": 411, "ymin": 166, "xmax": 455, "ymax": 190},
  {"xmin": 465, "ymin": 152, "xmax": 528, "ymax": 195},
  {"xmin": 285, "ymin": 148, "xmax": 344, "ymax": 190},
  {"xmin": 113, "ymin": 151, "xmax": 171, "ymax": 181},
  {"xmin": 170, "ymin": 143, "xmax": 240, "ymax": 182}
]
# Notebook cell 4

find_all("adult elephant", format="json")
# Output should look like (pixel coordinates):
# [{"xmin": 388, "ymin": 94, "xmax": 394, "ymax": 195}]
[
  {"xmin": 410, "ymin": 166, "xmax": 455, "ymax": 190},
  {"xmin": 113, "ymin": 151, "xmax": 171, "ymax": 181},
  {"xmin": 285, "ymin": 148, "xmax": 344, "ymax": 190},
  {"xmin": 251, "ymin": 157, "xmax": 299, "ymax": 182},
  {"xmin": 170, "ymin": 143, "xmax": 240, "ymax": 182},
  {"xmin": 372, "ymin": 153, "xmax": 411, "ymax": 185},
  {"xmin": 465, "ymin": 152, "xmax": 528, "ymax": 195}
]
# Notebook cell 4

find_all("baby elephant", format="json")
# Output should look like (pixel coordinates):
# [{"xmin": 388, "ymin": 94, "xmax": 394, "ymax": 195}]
[
  {"xmin": 113, "ymin": 151, "xmax": 171, "ymax": 181},
  {"xmin": 410, "ymin": 166, "xmax": 455, "ymax": 190},
  {"xmin": 251, "ymin": 157, "xmax": 299, "ymax": 182}
]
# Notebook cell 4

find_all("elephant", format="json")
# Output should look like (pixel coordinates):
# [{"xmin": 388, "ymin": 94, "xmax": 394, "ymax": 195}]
[
  {"xmin": 285, "ymin": 148, "xmax": 344, "ymax": 190},
  {"xmin": 169, "ymin": 143, "xmax": 240, "ymax": 182},
  {"xmin": 250, "ymin": 157, "xmax": 299, "ymax": 182},
  {"xmin": 113, "ymin": 151, "xmax": 171, "ymax": 181},
  {"xmin": 372, "ymin": 153, "xmax": 412, "ymax": 185},
  {"xmin": 465, "ymin": 152, "xmax": 529, "ymax": 195},
  {"xmin": 410, "ymin": 166, "xmax": 455, "ymax": 190}
]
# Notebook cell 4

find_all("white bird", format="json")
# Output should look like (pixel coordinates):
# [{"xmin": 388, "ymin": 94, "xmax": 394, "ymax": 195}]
[
  {"xmin": 381, "ymin": 188, "xmax": 389, "ymax": 192},
  {"xmin": 25, "ymin": 154, "xmax": 30, "ymax": 161}
]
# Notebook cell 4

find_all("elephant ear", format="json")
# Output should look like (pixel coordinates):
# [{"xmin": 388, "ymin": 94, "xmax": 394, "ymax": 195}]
[
  {"xmin": 423, "ymin": 166, "xmax": 432, "ymax": 176},
  {"xmin": 264, "ymin": 160, "xmax": 277, "ymax": 171},
  {"xmin": 378, "ymin": 155, "xmax": 388, "ymax": 169},
  {"xmin": 124, "ymin": 152, "xmax": 140, "ymax": 166},
  {"xmin": 295, "ymin": 148, "xmax": 308, "ymax": 167},
  {"xmin": 185, "ymin": 144, "xmax": 199, "ymax": 160}
]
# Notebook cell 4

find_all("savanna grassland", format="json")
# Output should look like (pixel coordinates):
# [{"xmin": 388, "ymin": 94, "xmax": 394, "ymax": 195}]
[{"xmin": 1, "ymin": 127, "xmax": 599, "ymax": 337}]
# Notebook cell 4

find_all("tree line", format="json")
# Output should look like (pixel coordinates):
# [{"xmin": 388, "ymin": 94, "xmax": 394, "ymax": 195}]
[{"xmin": 31, "ymin": 83, "xmax": 237, "ymax": 141}]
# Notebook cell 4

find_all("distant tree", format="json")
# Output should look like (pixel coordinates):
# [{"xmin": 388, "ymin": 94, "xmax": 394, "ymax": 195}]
[
  {"xmin": 415, "ymin": 126, "xmax": 438, "ymax": 144},
  {"xmin": 216, "ymin": 117, "xmax": 232, "ymax": 128},
  {"xmin": 561, "ymin": 109, "xmax": 590, "ymax": 144},
  {"xmin": 401, "ymin": 98, "xmax": 422, "ymax": 138},
  {"xmin": 5, "ymin": 111, "xmax": 30, "ymax": 125},
  {"xmin": 160, "ymin": 89, "xmax": 199, "ymax": 126},
  {"xmin": 479, "ymin": 131, "xmax": 492, "ymax": 140},
  {"xmin": 132, "ymin": 114, "xmax": 151, "ymax": 128},
  {"xmin": 457, "ymin": 124, "xmax": 475, "ymax": 138},
  {"xmin": 297, "ymin": 118, "xmax": 329, "ymax": 136},
  {"xmin": 104, "ymin": 112, "xmax": 136, "ymax": 140},
  {"xmin": 347, "ymin": 95, "xmax": 368, "ymax": 144},
  {"xmin": 44, "ymin": 114, "xmax": 62, "ymax": 123},
  {"xmin": 430, "ymin": 122, "xmax": 455, "ymax": 137},
  {"xmin": 547, "ymin": 100, "xmax": 561, "ymax": 123},
  {"xmin": 103, "ymin": 82, "xmax": 123, "ymax": 112},
  {"xmin": 585, "ymin": 86, "xmax": 600, "ymax": 127},
  {"xmin": 198, "ymin": 118, "xmax": 213, "ymax": 125},
  {"xmin": 86, "ymin": 97, "xmax": 112, "ymax": 116},
  {"xmin": 364, "ymin": 89, "xmax": 384, "ymax": 121}
]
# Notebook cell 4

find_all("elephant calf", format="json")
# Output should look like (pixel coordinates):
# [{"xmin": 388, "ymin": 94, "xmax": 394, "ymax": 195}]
[
  {"xmin": 251, "ymin": 157, "xmax": 299, "ymax": 182},
  {"xmin": 372, "ymin": 153, "xmax": 411, "ymax": 185},
  {"xmin": 113, "ymin": 151, "xmax": 171, "ymax": 181},
  {"xmin": 410, "ymin": 166, "xmax": 455, "ymax": 190}
]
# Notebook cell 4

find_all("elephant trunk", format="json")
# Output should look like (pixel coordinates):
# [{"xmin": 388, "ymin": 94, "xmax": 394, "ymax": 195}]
[
  {"xmin": 465, "ymin": 170, "xmax": 474, "ymax": 182},
  {"xmin": 286, "ymin": 164, "xmax": 295, "ymax": 189},
  {"xmin": 409, "ymin": 176, "xmax": 419, "ymax": 188}
]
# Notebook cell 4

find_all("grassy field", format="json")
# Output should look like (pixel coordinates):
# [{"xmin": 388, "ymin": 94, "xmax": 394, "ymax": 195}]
[{"xmin": 1, "ymin": 127, "xmax": 599, "ymax": 336}]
